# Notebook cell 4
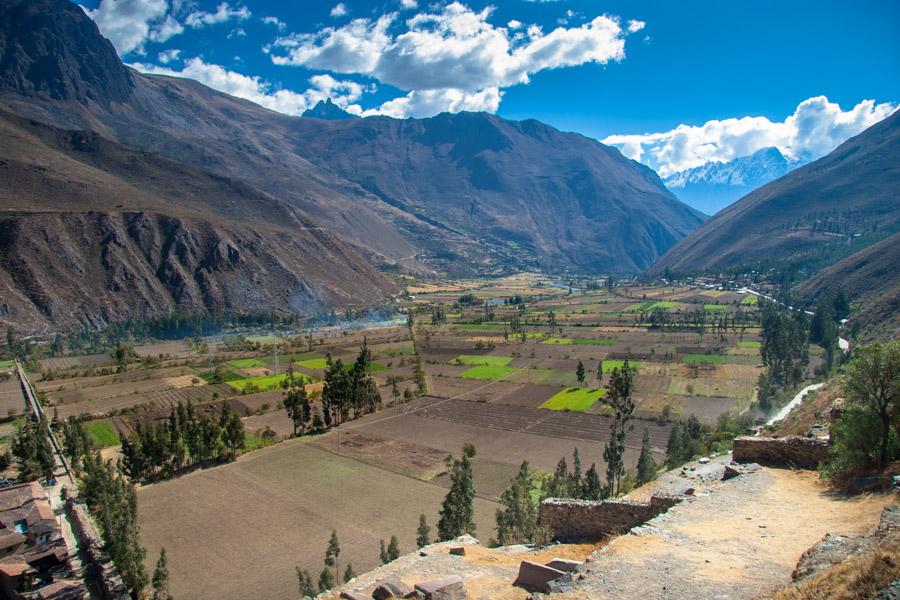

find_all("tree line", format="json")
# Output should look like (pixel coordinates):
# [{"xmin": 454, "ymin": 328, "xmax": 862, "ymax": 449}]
[
  {"xmin": 76, "ymin": 400, "xmax": 248, "ymax": 484},
  {"xmin": 757, "ymin": 301, "xmax": 810, "ymax": 412}
]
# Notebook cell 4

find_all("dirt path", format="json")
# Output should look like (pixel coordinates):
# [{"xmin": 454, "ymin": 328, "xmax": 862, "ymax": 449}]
[{"xmin": 560, "ymin": 467, "xmax": 892, "ymax": 599}]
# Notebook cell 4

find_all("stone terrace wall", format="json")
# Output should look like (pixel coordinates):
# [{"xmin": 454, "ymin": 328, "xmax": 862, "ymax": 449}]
[
  {"xmin": 540, "ymin": 494, "xmax": 680, "ymax": 542},
  {"xmin": 66, "ymin": 500, "xmax": 130, "ymax": 600},
  {"xmin": 732, "ymin": 436, "xmax": 829, "ymax": 469}
]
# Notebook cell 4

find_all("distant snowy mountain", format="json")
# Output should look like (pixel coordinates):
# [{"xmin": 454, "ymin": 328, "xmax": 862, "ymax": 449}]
[{"xmin": 664, "ymin": 147, "xmax": 808, "ymax": 215}]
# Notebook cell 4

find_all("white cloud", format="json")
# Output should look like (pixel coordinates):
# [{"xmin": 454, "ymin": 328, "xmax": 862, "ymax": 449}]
[
  {"xmin": 129, "ymin": 57, "xmax": 365, "ymax": 115},
  {"xmin": 507, "ymin": 19, "xmax": 522, "ymax": 30},
  {"xmin": 157, "ymin": 48, "xmax": 181, "ymax": 64},
  {"xmin": 85, "ymin": 0, "xmax": 181, "ymax": 55},
  {"xmin": 271, "ymin": 2, "xmax": 639, "ymax": 117},
  {"xmin": 227, "ymin": 27, "xmax": 246, "ymax": 38},
  {"xmin": 602, "ymin": 96, "xmax": 898, "ymax": 177},
  {"xmin": 364, "ymin": 87, "xmax": 501, "ymax": 118},
  {"xmin": 261, "ymin": 16, "xmax": 286, "ymax": 31},
  {"xmin": 399, "ymin": 0, "xmax": 418, "ymax": 9},
  {"xmin": 626, "ymin": 19, "xmax": 645, "ymax": 33},
  {"xmin": 330, "ymin": 3, "xmax": 348, "ymax": 18},
  {"xmin": 185, "ymin": 2, "xmax": 251, "ymax": 28}
]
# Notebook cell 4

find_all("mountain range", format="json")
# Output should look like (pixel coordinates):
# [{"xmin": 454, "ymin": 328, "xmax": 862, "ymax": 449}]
[
  {"xmin": 0, "ymin": 0, "xmax": 704, "ymax": 333},
  {"xmin": 663, "ymin": 147, "xmax": 808, "ymax": 215},
  {"xmin": 650, "ymin": 109, "xmax": 900, "ymax": 277}
]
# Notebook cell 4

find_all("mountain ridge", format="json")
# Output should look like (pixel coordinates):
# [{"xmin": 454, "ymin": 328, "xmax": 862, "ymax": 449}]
[
  {"xmin": 648, "ymin": 110, "xmax": 900, "ymax": 276},
  {"xmin": 0, "ymin": 0, "xmax": 708, "ymax": 332},
  {"xmin": 663, "ymin": 147, "xmax": 807, "ymax": 215}
]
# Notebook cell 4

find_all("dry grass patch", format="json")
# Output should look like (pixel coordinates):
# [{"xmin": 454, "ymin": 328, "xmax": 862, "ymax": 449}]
[{"xmin": 770, "ymin": 539, "xmax": 900, "ymax": 600}]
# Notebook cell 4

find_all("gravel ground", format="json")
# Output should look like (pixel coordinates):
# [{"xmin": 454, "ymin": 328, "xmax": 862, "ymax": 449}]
[{"xmin": 557, "ymin": 458, "xmax": 892, "ymax": 600}]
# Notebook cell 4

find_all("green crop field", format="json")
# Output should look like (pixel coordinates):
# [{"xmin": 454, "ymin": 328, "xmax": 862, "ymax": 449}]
[
  {"xmin": 703, "ymin": 304, "xmax": 727, "ymax": 312},
  {"xmin": 0, "ymin": 360, "xmax": 13, "ymax": 369},
  {"xmin": 459, "ymin": 365, "xmax": 518, "ymax": 381},
  {"xmin": 226, "ymin": 373, "xmax": 311, "ymax": 392},
  {"xmin": 625, "ymin": 302, "xmax": 653, "ymax": 312},
  {"xmin": 294, "ymin": 356, "xmax": 328, "ymax": 369},
  {"xmin": 543, "ymin": 337, "xmax": 617, "ymax": 346},
  {"xmin": 84, "ymin": 421, "xmax": 120, "ymax": 448},
  {"xmin": 740, "ymin": 295, "xmax": 759, "ymax": 305},
  {"xmin": 540, "ymin": 387, "xmax": 607, "ymax": 412},
  {"xmin": 198, "ymin": 370, "xmax": 245, "ymax": 384},
  {"xmin": 226, "ymin": 358, "xmax": 268, "ymax": 369},
  {"xmin": 738, "ymin": 341, "xmax": 761, "ymax": 349},
  {"xmin": 648, "ymin": 301, "xmax": 679, "ymax": 310},
  {"xmin": 452, "ymin": 355, "xmax": 513, "ymax": 366},
  {"xmin": 601, "ymin": 359, "xmax": 640, "ymax": 373},
  {"xmin": 682, "ymin": 353, "xmax": 726, "ymax": 364},
  {"xmin": 456, "ymin": 322, "xmax": 509, "ymax": 331}
]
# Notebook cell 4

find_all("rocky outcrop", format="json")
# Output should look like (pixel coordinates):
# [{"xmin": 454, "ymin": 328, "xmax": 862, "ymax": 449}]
[
  {"xmin": 732, "ymin": 436, "xmax": 829, "ymax": 469},
  {"xmin": 539, "ymin": 494, "xmax": 681, "ymax": 542},
  {"xmin": 0, "ymin": 0, "xmax": 133, "ymax": 104}
]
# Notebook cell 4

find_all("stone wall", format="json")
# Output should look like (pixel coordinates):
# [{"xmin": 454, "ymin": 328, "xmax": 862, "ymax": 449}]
[
  {"xmin": 540, "ymin": 494, "xmax": 681, "ymax": 542},
  {"xmin": 65, "ymin": 500, "xmax": 130, "ymax": 600},
  {"xmin": 732, "ymin": 436, "xmax": 829, "ymax": 469}
]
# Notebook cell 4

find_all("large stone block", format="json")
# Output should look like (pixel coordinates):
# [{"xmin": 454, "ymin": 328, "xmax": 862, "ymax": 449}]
[
  {"xmin": 413, "ymin": 575, "xmax": 466, "ymax": 600},
  {"xmin": 544, "ymin": 558, "xmax": 581, "ymax": 573},
  {"xmin": 373, "ymin": 578, "xmax": 413, "ymax": 600},
  {"xmin": 513, "ymin": 561, "xmax": 567, "ymax": 593},
  {"xmin": 340, "ymin": 592, "xmax": 373, "ymax": 600}
]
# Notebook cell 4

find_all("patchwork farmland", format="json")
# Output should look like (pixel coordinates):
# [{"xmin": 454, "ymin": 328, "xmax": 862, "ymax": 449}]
[{"xmin": 23, "ymin": 275, "xmax": 767, "ymax": 599}]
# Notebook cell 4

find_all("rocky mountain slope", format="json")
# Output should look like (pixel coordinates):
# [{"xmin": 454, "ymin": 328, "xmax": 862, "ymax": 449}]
[
  {"xmin": 794, "ymin": 232, "xmax": 900, "ymax": 341},
  {"xmin": 0, "ymin": 105, "xmax": 395, "ymax": 333},
  {"xmin": 0, "ymin": 0, "xmax": 703, "ymax": 280},
  {"xmin": 663, "ymin": 147, "xmax": 807, "ymax": 215},
  {"xmin": 649, "ymin": 109, "xmax": 900, "ymax": 276}
]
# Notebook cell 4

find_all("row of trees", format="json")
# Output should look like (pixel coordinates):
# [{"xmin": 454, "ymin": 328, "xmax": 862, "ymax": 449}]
[
  {"xmin": 12, "ymin": 419, "xmax": 54, "ymax": 482},
  {"xmin": 665, "ymin": 412, "xmax": 754, "ymax": 469},
  {"xmin": 114, "ymin": 401, "xmax": 245, "ymax": 483},
  {"xmin": 319, "ymin": 342, "xmax": 382, "ymax": 429},
  {"xmin": 80, "ymin": 451, "xmax": 148, "ymax": 595},
  {"xmin": 758, "ymin": 301, "xmax": 810, "ymax": 412}
]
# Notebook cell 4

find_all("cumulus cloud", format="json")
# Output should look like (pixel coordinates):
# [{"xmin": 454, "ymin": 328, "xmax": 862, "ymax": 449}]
[
  {"xmin": 399, "ymin": 0, "xmax": 418, "ymax": 9},
  {"xmin": 270, "ymin": 2, "xmax": 639, "ymax": 117},
  {"xmin": 261, "ymin": 15, "xmax": 286, "ymax": 31},
  {"xmin": 85, "ymin": 0, "xmax": 181, "ymax": 55},
  {"xmin": 364, "ymin": 87, "xmax": 501, "ymax": 118},
  {"xmin": 184, "ymin": 2, "xmax": 250, "ymax": 29},
  {"xmin": 626, "ymin": 19, "xmax": 645, "ymax": 33},
  {"xmin": 129, "ymin": 57, "xmax": 365, "ymax": 115},
  {"xmin": 157, "ymin": 48, "xmax": 181, "ymax": 64},
  {"xmin": 602, "ymin": 96, "xmax": 898, "ymax": 177},
  {"xmin": 330, "ymin": 3, "xmax": 348, "ymax": 18}
]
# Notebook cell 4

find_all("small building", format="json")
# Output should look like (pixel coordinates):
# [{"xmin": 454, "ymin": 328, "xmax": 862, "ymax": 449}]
[{"xmin": 0, "ymin": 482, "xmax": 81, "ymax": 599}]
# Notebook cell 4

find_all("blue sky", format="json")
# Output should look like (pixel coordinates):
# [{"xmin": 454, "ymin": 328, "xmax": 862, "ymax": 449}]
[{"xmin": 81, "ymin": 0, "xmax": 898, "ymax": 175}]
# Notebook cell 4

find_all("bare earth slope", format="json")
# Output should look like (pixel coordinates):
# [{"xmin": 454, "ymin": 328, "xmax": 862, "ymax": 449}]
[
  {"xmin": 0, "ymin": 0, "xmax": 703, "ymax": 279},
  {"xmin": 649, "ymin": 110, "xmax": 900, "ymax": 275}
]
